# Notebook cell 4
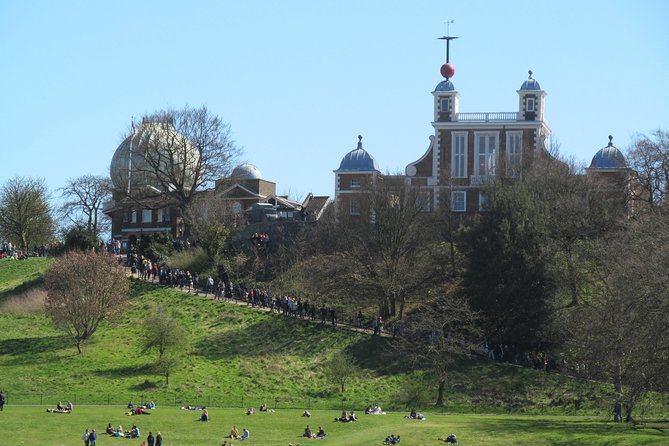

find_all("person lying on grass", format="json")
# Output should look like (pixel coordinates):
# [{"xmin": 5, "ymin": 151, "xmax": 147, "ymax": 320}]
[{"xmin": 46, "ymin": 401, "xmax": 71, "ymax": 414}]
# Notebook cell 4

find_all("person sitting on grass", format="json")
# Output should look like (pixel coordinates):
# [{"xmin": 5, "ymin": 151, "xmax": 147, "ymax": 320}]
[
  {"xmin": 302, "ymin": 410, "xmax": 311, "ymax": 417},
  {"xmin": 315, "ymin": 426, "xmax": 327, "ymax": 438},
  {"xmin": 336, "ymin": 410, "xmax": 348, "ymax": 422},
  {"xmin": 241, "ymin": 428, "xmax": 250, "ymax": 441},
  {"xmin": 405, "ymin": 408, "xmax": 425, "ymax": 420},
  {"xmin": 303, "ymin": 424, "xmax": 315, "ymax": 438},
  {"xmin": 228, "ymin": 425, "xmax": 240, "ymax": 439},
  {"xmin": 200, "ymin": 407, "xmax": 209, "ymax": 421},
  {"xmin": 105, "ymin": 423, "xmax": 114, "ymax": 435},
  {"xmin": 128, "ymin": 425, "xmax": 140, "ymax": 438},
  {"xmin": 259, "ymin": 403, "xmax": 267, "ymax": 412},
  {"xmin": 349, "ymin": 410, "xmax": 358, "ymax": 421},
  {"xmin": 114, "ymin": 425, "xmax": 124, "ymax": 437},
  {"xmin": 66, "ymin": 401, "xmax": 73, "ymax": 412},
  {"xmin": 246, "ymin": 407, "xmax": 255, "ymax": 415}
]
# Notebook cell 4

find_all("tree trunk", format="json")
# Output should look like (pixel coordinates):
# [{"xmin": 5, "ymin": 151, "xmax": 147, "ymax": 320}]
[
  {"xmin": 565, "ymin": 243, "xmax": 579, "ymax": 307},
  {"xmin": 76, "ymin": 341, "xmax": 82, "ymax": 355},
  {"xmin": 436, "ymin": 379, "xmax": 445, "ymax": 406},
  {"xmin": 165, "ymin": 372, "xmax": 170, "ymax": 386}
]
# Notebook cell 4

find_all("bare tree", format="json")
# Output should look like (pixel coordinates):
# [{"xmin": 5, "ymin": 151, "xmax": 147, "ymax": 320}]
[
  {"xmin": 323, "ymin": 353, "xmax": 360, "ymax": 394},
  {"xmin": 567, "ymin": 218, "xmax": 669, "ymax": 422},
  {"xmin": 0, "ymin": 176, "xmax": 54, "ymax": 250},
  {"xmin": 302, "ymin": 175, "xmax": 443, "ymax": 319},
  {"xmin": 142, "ymin": 305, "xmax": 190, "ymax": 385},
  {"xmin": 44, "ymin": 251, "xmax": 129, "ymax": 353},
  {"xmin": 113, "ymin": 106, "xmax": 241, "ymax": 235},
  {"xmin": 59, "ymin": 174, "xmax": 111, "ymax": 237},
  {"xmin": 395, "ymin": 288, "xmax": 481, "ymax": 406},
  {"xmin": 626, "ymin": 129, "xmax": 669, "ymax": 212}
]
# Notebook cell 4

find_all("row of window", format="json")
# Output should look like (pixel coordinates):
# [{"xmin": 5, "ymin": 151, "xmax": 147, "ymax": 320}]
[
  {"xmin": 347, "ymin": 191, "xmax": 484, "ymax": 214},
  {"xmin": 122, "ymin": 208, "xmax": 171, "ymax": 224},
  {"xmin": 451, "ymin": 191, "xmax": 488, "ymax": 212},
  {"xmin": 451, "ymin": 132, "xmax": 522, "ymax": 178}
]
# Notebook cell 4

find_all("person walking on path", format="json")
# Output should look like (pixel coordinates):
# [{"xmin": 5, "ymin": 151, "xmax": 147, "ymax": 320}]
[
  {"xmin": 89, "ymin": 429, "xmax": 97, "ymax": 446},
  {"xmin": 82, "ymin": 429, "xmax": 90, "ymax": 446}
]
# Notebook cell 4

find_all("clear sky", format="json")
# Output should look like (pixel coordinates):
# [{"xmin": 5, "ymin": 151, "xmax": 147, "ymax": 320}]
[{"xmin": 1, "ymin": 0, "xmax": 668, "ymax": 202}]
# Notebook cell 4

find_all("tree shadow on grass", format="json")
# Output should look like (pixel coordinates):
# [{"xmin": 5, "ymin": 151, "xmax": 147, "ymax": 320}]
[
  {"xmin": 0, "ymin": 276, "xmax": 44, "ymax": 303},
  {"xmin": 0, "ymin": 335, "xmax": 70, "ymax": 356},
  {"xmin": 94, "ymin": 364, "xmax": 150, "ymax": 379}
]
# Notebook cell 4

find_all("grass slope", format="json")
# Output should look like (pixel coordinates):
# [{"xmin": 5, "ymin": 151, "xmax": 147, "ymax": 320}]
[{"xmin": 0, "ymin": 257, "xmax": 50, "ymax": 297}]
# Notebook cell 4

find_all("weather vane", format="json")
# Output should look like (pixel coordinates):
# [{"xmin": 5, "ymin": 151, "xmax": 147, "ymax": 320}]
[{"xmin": 437, "ymin": 19, "xmax": 458, "ymax": 79}]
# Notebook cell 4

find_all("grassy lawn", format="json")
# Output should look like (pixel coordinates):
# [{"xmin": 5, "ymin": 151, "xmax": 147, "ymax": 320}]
[{"xmin": 0, "ymin": 406, "xmax": 666, "ymax": 446}]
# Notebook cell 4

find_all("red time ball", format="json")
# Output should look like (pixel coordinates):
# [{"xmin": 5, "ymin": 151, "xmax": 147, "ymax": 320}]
[{"xmin": 440, "ymin": 63, "xmax": 455, "ymax": 79}]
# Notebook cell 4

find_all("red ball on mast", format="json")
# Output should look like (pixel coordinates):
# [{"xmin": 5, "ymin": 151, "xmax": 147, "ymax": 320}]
[{"xmin": 440, "ymin": 63, "xmax": 455, "ymax": 79}]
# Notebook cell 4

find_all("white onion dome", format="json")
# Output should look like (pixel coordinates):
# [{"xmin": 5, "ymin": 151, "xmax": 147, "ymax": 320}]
[
  {"xmin": 231, "ymin": 163, "xmax": 263, "ymax": 180},
  {"xmin": 336, "ymin": 135, "xmax": 380, "ymax": 172},
  {"xmin": 520, "ymin": 70, "xmax": 542, "ymax": 91},
  {"xmin": 590, "ymin": 136, "xmax": 627, "ymax": 169},
  {"xmin": 110, "ymin": 120, "xmax": 200, "ymax": 192}
]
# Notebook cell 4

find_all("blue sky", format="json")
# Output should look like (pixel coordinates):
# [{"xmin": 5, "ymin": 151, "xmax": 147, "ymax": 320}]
[{"xmin": 1, "ymin": 0, "xmax": 668, "ymax": 201}]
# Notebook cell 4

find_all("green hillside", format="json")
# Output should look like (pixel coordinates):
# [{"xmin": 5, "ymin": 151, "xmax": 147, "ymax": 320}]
[
  {"xmin": 0, "ymin": 257, "xmax": 50, "ymax": 296},
  {"xmin": 0, "ymin": 258, "xmax": 661, "ymax": 419}
]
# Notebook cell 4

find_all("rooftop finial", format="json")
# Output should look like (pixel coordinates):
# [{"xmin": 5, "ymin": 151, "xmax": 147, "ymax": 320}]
[
  {"xmin": 608, "ymin": 135, "xmax": 613, "ymax": 146},
  {"xmin": 528, "ymin": 70, "xmax": 533, "ymax": 79},
  {"xmin": 357, "ymin": 135, "xmax": 363, "ymax": 149}
]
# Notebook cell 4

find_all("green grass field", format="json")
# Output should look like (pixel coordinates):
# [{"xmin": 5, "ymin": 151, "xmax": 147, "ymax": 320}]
[{"xmin": 0, "ymin": 406, "xmax": 666, "ymax": 446}]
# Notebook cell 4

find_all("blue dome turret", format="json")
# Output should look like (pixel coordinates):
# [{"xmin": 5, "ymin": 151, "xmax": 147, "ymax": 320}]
[
  {"xmin": 336, "ymin": 135, "xmax": 380, "ymax": 172},
  {"xmin": 435, "ymin": 79, "xmax": 456, "ymax": 92},
  {"xmin": 590, "ymin": 136, "xmax": 627, "ymax": 169}
]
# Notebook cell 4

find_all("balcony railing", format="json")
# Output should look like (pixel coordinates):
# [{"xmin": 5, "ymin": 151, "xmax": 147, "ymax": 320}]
[
  {"xmin": 456, "ymin": 112, "xmax": 518, "ymax": 122},
  {"xmin": 470, "ymin": 175, "xmax": 495, "ymax": 185}
]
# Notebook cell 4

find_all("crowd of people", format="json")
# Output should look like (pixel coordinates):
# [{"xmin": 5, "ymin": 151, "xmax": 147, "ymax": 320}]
[{"xmin": 0, "ymin": 240, "xmax": 49, "ymax": 259}]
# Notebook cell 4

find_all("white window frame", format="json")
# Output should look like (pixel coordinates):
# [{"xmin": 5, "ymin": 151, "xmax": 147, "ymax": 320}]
[
  {"xmin": 131, "ymin": 210, "xmax": 137, "ymax": 223},
  {"xmin": 451, "ymin": 131, "xmax": 468, "ymax": 178},
  {"xmin": 506, "ymin": 132, "xmax": 522, "ymax": 177},
  {"xmin": 142, "ymin": 209, "xmax": 152, "ymax": 223},
  {"xmin": 526, "ymin": 97, "xmax": 535, "ymax": 112},
  {"xmin": 451, "ymin": 191, "xmax": 466, "ymax": 212},
  {"xmin": 474, "ymin": 132, "xmax": 498, "ymax": 177},
  {"xmin": 350, "ymin": 178, "xmax": 361, "ymax": 189},
  {"xmin": 349, "ymin": 198, "xmax": 361, "ymax": 216}
]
